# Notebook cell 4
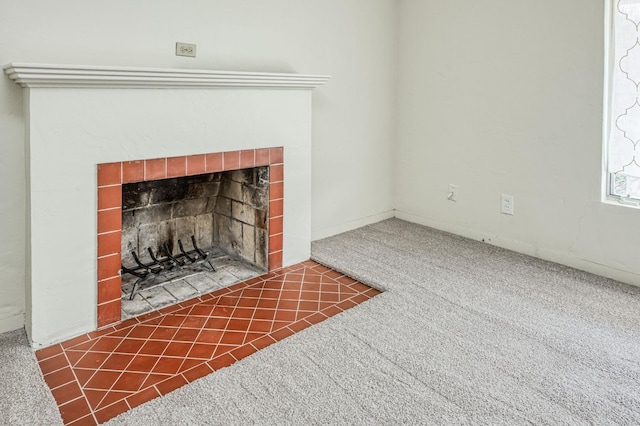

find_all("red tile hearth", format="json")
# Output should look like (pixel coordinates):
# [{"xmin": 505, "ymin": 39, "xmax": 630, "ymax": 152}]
[{"xmin": 36, "ymin": 261, "xmax": 381, "ymax": 425}]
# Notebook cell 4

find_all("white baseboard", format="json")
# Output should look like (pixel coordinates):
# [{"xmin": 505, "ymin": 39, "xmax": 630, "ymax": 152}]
[
  {"xmin": 395, "ymin": 210, "xmax": 640, "ymax": 288},
  {"xmin": 311, "ymin": 210, "xmax": 395, "ymax": 241},
  {"xmin": 0, "ymin": 312, "xmax": 25, "ymax": 335}
]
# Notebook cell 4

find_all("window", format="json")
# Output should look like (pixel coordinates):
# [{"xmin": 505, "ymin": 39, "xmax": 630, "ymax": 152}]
[{"xmin": 605, "ymin": 0, "xmax": 640, "ymax": 204}]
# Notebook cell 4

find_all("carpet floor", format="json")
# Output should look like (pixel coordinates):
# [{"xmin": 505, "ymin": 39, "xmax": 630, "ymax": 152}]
[{"xmin": 2, "ymin": 218, "xmax": 640, "ymax": 424}]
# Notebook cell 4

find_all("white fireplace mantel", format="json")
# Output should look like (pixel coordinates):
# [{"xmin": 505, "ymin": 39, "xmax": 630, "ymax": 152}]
[{"xmin": 3, "ymin": 63, "xmax": 330, "ymax": 89}]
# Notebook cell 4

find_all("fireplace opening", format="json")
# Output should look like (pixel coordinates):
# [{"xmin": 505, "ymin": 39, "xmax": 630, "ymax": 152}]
[{"xmin": 120, "ymin": 166, "xmax": 269, "ymax": 318}]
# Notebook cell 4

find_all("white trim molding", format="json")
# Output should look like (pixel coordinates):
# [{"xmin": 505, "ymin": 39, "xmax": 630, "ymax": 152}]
[{"xmin": 3, "ymin": 63, "xmax": 330, "ymax": 89}]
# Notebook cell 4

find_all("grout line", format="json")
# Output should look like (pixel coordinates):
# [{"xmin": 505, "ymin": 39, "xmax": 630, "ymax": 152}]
[{"xmin": 58, "ymin": 348, "xmax": 100, "ymax": 425}]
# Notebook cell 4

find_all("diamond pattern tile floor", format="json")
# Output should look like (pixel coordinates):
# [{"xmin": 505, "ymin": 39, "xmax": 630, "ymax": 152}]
[{"xmin": 36, "ymin": 261, "xmax": 381, "ymax": 425}]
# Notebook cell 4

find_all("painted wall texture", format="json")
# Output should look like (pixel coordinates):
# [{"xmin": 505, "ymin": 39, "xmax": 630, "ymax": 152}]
[
  {"xmin": 0, "ymin": 0, "xmax": 398, "ymax": 333},
  {"xmin": 395, "ymin": 0, "xmax": 640, "ymax": 286},
  {"xmin": 3, "ymin": 0, "xmax": 638, "ymax": 336}
]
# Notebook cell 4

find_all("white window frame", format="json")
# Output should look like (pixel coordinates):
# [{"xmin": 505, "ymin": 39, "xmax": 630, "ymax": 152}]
[{"xmin": 603, "ymin": 0, "xmax": 640, "ymax": 207}]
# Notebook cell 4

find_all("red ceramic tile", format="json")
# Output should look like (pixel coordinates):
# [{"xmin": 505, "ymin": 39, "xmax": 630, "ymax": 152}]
[
  {"xmin": 67, "ymin": 414, "xmax": 96, "ymax": 426},
  {"xmin": 58, "ymin": 397, "xmax": 93, "ymax": 425},
  {"xmin": 98, "ymin": 162, "xmax": 122, "ymax": 187},
  {"xmin": 88, "ymin": 336, "xmax": 123, "ymax": 353},
  {"xmin": 251, "ymin": 335, "xmax": 277, "ymax": 350},
  {"xmin": 126, "ymin": 386, "xmax": 161, "ymax": 409},
  {"xmin": 269, "ymin": 235, "xmax": 283, "ymax": 253},
  {"xmin": 75, "ymin": 352, "xmax": 111, "ymax": 370},
  {"xmin": 138, "ymin": 341, "xmax": 171, "ymax": 357},
  {"xmin": 97, "ymin": 231, "xmax": 121, "ymax": 258},
  {"xmin": 148, "ymin": 326, "xmax": 179, "ymax": 341},
  {"xmin": 36, "ymin": 344, "xmax": 63, "ymax": 361},
  {"xmin": 151, "ymin": 356, "xmax": 185, "ymax": 374},
  {"xmin": 270, "ymin": 181, "xmax": 284, "ymax": 200},
  {"xmin": 144, "ymin": 158, "xmax": 166, "ymax": 180},
  {"xmin": 269, "ymin": 199, "xmax": 283, "ymax": 218},
  {"xmin": 73, "ymin": 369, "xmax": 98, "ymax": 387},
  {"xmin": 205, "ymin": 152, "xmax": 223, "ymax": 172},
  {"xmin": 207, "ymin": 353, "xmax": 236, "ymax": 371},
  {"xmin": 223, "ymin": 151, "xmax": 240, "ymax": 170},
  {"xmin": 51, "ymin": 381, "xmax": 84, "ymax": 407},
  {"xmin": 172, "ymin": 328, "xmax": 200, "ymax": 342},
  {"xmin": 156, "ymin": 375, "xmax": 188, "ymax": 396},
  {"xmin": 306, "ymin": 312, "xmax": 329, "ymax": 325},
  {"xmin": 269, "ymin": 251, "xmax": 283, "ymax": 271},
  {"xmin": 44, "ymin": 367, "xmax": 76, "ymax": 390},
  {"xmin": 97, "ymin": 209, "xmax": 121, "ymax": 234},
  {"xmin": 270, "ymin": 164, "xmax": 284, "ymax": 183},
  {"xmin": 94, "ymin": 400, "xmax": 129, "ymax": 424},
  {"xmin": 101, "ymin": 353, "xmax": 135, "ymax": 371},
  {"xmin": 182, "ymin": 362, "xmax": 213, "ymax": 383},
  {"xmin": 122, "ymin": 160, "xmax": 144, "ymax": 183},
  {"xmin": 84, "ymin": 370, "xmax": 123, "ymax": 391},
  {"xmin": 98, "ymin": 276, "xmax": 122, "ymax": 304},
  {"xmin": 323, "ymin": 270, "xmax": 342, "ymax": 280},
  {"xmin": 114, "ymin": 339, "xmax": 147, "ymax": 355},
  {"xmin": 270, "ymin": 326, "xmax": 295, "ymax": 341},
  {"xmin": 187, "ymin": 155, "xmax": 206, "ymax": 175},
  {"xmin": 348, "ymin": 282, "xmax": 373, "ymax": 293},
  {"xmin": 269, "ymin": 216, "xmax": 283, "ymax": 236},
  {"xmin": 231, "ymin": 344, "xmax": 258, "ymax": 360},
  {"xmin": 97, "ymin": 254, "xmax": 120, "ymax": 281},
  {"xmin": 240, "ymin": 149, "xmax": 255, "ymax": 168},
  {"xmin": 112, "ymin": 372, "xmax": 148, "ymax": 392},
  {"xmin": 337, "ymin": 299, "xmax": 359, "ymax": 311},
  {"xmin": 95, "ymin": 391, "xmax": 132, "ymax": 411},
  {"xmin": 270, "ymin": 147, "xmax": 284, "ymax": 164},
  {"xmin": 288, "ymin": 319, "xmax": 313, "ymax": 333},
  {"xmin": 97, "ymin": 301, "xmax": 121, "ymax": 328},
  {"xmin": 167, "ymin": 156, "xmax": 187, "ymax": 178},
  {"xmin": 97, "ymin": 185, "xmax": 121, "ymax": 210},
  {"xmin": 219, "ymin": 331, "xmax": 246, "ymax": 345},
  {"xmin": 40, "ymin": 353, "xmax": 70, "ymax": 375},
  {"xmin": 162, "ymin": 342, "xmax": 192, "ymax": 358},
  {"xmin": 255, "ymin": 148, "xmax": 270, "ymax": 166},
  {"xmin": 312, "ymin": 264, "xmax": 332, "ymax": 273},
  {"xmin": 322, "ymin": 305, "xmax": 343, "ymax": 318},
  {"xmin": 83, "ymin": 389, "xmax": 108, "ymax": 408},
  {"xmin": 187, "ymin": 344, "xmax": 217, "ymax": 360}
]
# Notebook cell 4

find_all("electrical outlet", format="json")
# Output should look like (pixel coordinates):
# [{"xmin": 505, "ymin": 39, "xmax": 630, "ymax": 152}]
[
  {"xmin": 176, "ymin": 42, "xmax": 196, "ymax": 58},
  {"xmin": 501, "ymin": 194, "xmax": 514, "ymax": 215},
  {"xmin": 448, "ymin": 184, "xmax": 459, "ymax": 202}
]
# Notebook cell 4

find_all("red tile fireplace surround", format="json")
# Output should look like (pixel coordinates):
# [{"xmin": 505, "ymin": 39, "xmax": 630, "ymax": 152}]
[{"xmin": 97, "ymin": 147, "xmax": 284, "ymax": 328}]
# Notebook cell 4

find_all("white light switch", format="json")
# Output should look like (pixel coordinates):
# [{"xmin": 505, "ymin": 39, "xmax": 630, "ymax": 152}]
[{"xmin": 501, "ymin": 194, "xmax": 514, "ymax": 215}]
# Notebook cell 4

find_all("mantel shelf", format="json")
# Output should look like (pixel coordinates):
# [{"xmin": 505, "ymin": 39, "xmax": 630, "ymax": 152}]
[{"xmin": 3, "ymin": 63, "xmax": 330, "ymax": 89}]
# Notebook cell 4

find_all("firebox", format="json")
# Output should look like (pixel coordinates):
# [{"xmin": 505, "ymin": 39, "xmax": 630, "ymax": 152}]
[{"xmin": 118, "ymin": 166, "xmax": 270, "ymax": 316}]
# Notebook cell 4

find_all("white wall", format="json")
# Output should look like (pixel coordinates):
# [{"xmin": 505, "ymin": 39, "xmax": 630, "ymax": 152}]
[
  {"xmin": 396, "ymin": 0, "xmax": 640, "ymax": 285},
  {"xmin": 0, "ymin": 0, "xmax": 398, "ymax": 334},
  {"xmin": 27, "ymin": 87, "xmax": 314, "ymax": 347}
]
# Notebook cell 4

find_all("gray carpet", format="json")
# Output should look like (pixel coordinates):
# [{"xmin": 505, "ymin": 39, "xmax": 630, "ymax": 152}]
[
  {"xmin": 0, "ymin": 328, "xmax": 62, "ymax": 424},
  {"xmin": 2, "ymin": 218, "xmax": 640, "ymax": 424}
]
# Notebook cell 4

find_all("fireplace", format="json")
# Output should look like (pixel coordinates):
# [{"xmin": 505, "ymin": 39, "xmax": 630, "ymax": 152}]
[
  {"xmin": 4, "ymin": 63, "xmax": 329, "ymax": 347},
  {"xmin": 97, "ymin": 149, "xmax": 283, "ymax": 326}
]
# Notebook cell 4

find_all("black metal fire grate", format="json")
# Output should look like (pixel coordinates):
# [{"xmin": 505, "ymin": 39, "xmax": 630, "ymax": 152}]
[{"xmin": 121, "ymin": 235, "xmax": 215, "ymax": 300}]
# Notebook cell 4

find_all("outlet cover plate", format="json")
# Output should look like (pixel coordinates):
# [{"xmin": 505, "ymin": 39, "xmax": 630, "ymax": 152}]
[{"xmin": 176, "ymin": 42, "xmax": 196, "ymax": 58}]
